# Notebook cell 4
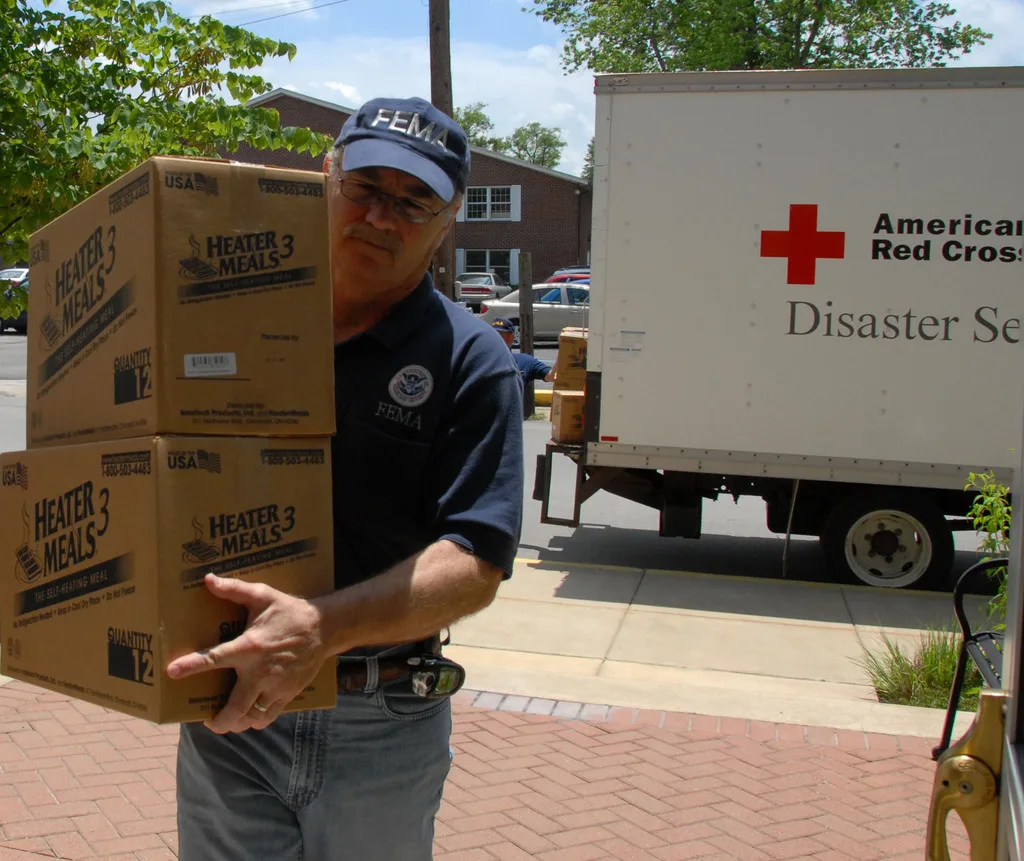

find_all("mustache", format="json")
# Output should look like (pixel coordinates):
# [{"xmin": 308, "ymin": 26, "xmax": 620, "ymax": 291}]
[{"xmin": 342, "ymin": 223, "xmax": 402, "ymax": 254}]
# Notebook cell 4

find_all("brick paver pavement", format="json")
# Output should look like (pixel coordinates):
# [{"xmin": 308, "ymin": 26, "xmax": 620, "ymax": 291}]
[{"xmin": 0, "ymin": 681, "xmax": 969, "ymax": 860}]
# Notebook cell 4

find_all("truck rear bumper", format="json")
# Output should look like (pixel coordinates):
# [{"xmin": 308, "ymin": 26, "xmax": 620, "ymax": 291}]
[{"xmin": 534, "ymin": 440, "xmax": 627, "ymax": 528}]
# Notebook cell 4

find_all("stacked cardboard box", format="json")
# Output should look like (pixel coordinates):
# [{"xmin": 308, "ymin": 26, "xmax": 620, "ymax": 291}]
[
  {"xmin": 551, "ymin": 328, "xmax": 588, "ymax": 443},
  {"xmin": 551, "ymin": 390, "xmax": 586, "ymax": 443},
  {"xmin": 0, "ymin": 157, "xmax": 339, "ymax": 722},
  {"xmin": 552, "ymin": 328, "xmax": 588, "ymax": 392}
]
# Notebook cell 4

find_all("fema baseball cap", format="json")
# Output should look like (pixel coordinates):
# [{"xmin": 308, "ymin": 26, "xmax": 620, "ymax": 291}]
[
  {"xmin": 334, "ymin": 97, "xmax": 471, "ymax": 203},
  {"xmin": 491, "ymin": 318, "xmax": 515, "ymax": 333}
]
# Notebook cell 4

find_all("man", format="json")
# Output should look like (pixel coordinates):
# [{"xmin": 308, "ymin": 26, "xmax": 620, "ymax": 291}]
[
  {"xmin": 491, "ymin": 317, "xmax": 553, "ymax": 383},
  {"xmin": 168, "ymin": 97, "xmax": 525, "ymax": 861}
]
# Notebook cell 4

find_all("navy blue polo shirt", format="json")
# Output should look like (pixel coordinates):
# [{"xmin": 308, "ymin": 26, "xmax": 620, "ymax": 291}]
[
  {"xmin": 331, "ymin": 274, "xmax": 525, "ymax": 592},
  {"xmin": 513, "ymin": 352, "xmax": 551, "ymax": 383}
]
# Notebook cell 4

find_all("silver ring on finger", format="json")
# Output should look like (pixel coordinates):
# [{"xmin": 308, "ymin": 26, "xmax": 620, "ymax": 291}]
[{"xmin": 251, "ymin": 699, "xmax": 270, "ymax": 714}]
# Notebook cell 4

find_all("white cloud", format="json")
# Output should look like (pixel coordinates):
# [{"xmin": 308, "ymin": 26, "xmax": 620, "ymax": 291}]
[
  {"xmin": 548, "ymin": 102, "xmax": 577, "ymax": 119},
  {"xmin": 255, "ymin": 35, "xmax": 595, "ymax": 175},
  {"xmin": 322, "ymin": 81, "xmax": 362, "ymax": 104},
  {"xmin": 229, "ymin": 0, "xmax": 1024, "ymax": 179},
  {"xmin": 949, "ymin": 0, "xmax": 1024, "ymax": 66}
]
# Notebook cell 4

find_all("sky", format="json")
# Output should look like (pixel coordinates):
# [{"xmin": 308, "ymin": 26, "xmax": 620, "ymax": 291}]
[{"xmin": 169, "ymin": 0, "xmax": 1024, "ymax": 176}]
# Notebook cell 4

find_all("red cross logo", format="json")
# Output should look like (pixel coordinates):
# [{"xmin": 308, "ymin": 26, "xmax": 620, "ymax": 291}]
[{"xmin": 760, "ymin": 204, "xmax": 845, "ymax": 285}]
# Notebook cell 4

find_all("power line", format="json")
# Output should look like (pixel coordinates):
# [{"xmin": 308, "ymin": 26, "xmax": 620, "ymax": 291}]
[
  {"xmin": 189, "ymin": 0, "xmax": 351, "ymax": 25},
  {"xmin": 241, "ymin": 0, "xmax": 350, "ymax": 25},
  {"xmin": 191, "ymin": 0, "xmax": 315, "ymax": 20}
]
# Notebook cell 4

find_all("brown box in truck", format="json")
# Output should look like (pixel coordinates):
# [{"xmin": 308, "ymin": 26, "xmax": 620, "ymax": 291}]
[
  {"xmin": 26, "ymin": 156, "xmax": 335, "ymax": 449},
  {"xmin": 551, "ymin": 390, "xmax": 586, "ymax": 443},
  {"xmin": 554, "ymin": 369, "xmax": 587, "ymax": 391},
  {"xmin": 0, "ymin": 436, "xmax": 338, "ymax": 723},
  {"xmin": 554, "ymin": 328, "xmax": 588, "ymax": 391}
]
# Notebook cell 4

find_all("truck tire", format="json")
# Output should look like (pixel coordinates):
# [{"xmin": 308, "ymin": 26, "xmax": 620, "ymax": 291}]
[{"xmin": 820, "ymin": 491, "xmax": 953, "ymax": 589}]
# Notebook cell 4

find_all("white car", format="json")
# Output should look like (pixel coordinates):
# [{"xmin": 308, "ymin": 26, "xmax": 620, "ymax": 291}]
[
  {"xmin": 478, "ymin": 283, "xmax": 590, "ymax": 344},
  {"xmin": 454, "ymin": 272, "xmax": 511, "ymax": 310}
]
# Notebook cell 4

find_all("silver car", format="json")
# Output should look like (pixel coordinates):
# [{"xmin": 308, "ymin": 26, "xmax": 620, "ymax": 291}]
[
  {"xmin": 0, "ymin": 268, "xmax": 29, "ymax": 333},
  {"xmin": 478, "ymin": 283, "xmax": 590, "ymax": 344},
  {"xmin": 454, "ymin": 271, "xmax": 511, "ymax": 310}
]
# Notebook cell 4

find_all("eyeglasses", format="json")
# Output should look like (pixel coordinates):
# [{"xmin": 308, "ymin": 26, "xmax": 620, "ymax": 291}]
[{"xmin": 338, "ymin": 178, "xmax": 445, "ymax": 224}]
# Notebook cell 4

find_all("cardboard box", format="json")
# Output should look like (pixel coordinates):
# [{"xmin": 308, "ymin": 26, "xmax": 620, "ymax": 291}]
[
  {"xmin": 26, "ymin": 156, "xmax": 335, "ymax": 449},
  {"xmin": 0, "ymin": 436, "xmax": 338, "ymax": 723},
  {"xmin": 554, "ymin": 328, "xmax": 588, "ymax": 391},
  {"xmin": 551, "ymin": 390, "xmax": 586, "ymax": 443},
  {"xmin": 554, "ymin": 370, "xmax": 587, "ymax": 391}
]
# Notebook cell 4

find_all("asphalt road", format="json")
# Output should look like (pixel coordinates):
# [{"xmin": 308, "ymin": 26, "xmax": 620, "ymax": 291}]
[
  {"xmin": 0, "ymin": 331, "xmax": 26, "ymax": 380},
  {"xmin": 0, "ymin": 333, "xmax": 989, "ymax": 593},
  {"xmin": 0, "ymin": 333, "xmax": 27, "ymax": 455}
]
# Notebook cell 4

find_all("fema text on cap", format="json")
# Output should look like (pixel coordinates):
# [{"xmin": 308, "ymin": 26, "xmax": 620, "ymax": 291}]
[{"xmin": 369, "ymin": 109, "xmax": 450, "ymax": 151}]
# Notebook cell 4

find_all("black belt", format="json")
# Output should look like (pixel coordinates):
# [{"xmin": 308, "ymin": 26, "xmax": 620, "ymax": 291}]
[
  {"xmin": 337, "ymin": 634, "xmax": 441, "ymax": 660},
  {"xmin": 335, "ymin": 635, "xmax": 443, "ymax": 694}
]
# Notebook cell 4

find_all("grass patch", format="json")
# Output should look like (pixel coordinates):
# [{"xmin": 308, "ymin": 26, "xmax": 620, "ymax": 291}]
[{"xmin": 859, "ymin": 627, "xmax": 982, "ymax": 711}]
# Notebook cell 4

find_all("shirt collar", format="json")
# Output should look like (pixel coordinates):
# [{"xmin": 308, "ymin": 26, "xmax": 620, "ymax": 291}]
[{"xmin": 338, "ymin": 273, "xmax": 438, "ymax": 352}]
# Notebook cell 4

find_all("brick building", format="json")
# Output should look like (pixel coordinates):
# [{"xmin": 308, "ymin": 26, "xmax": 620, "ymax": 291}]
[{"xmin": 230, "ymin": 89, "xmax": 592, "ymax": 285}]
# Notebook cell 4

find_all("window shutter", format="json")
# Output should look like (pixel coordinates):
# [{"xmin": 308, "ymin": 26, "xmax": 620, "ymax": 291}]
[
  {"xmin": 510, "ymin": 186, "xmax": 522, "ymax": 222},
  {"xmin": 510, "ymin": 249, "xmax": 520, "ymax": 286},
  {"xmin": 455, "ymin": 248, "xmax": 465, "ymax": 275}
]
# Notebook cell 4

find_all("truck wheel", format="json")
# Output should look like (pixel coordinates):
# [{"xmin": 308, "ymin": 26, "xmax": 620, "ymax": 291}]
[{"xmin": 820, "ymin": 492, "xmax": 953, "ymax": 589}]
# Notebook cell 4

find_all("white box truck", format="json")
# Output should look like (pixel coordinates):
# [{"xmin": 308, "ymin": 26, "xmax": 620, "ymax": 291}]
[{"xmin": 534, "ymin": 66, "xmax": 1024, "ymax": 590}]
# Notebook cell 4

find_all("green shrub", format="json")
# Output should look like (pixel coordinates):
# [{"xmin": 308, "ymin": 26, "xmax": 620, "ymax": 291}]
[
  {"xmin": 859, "ymin": 628, "xmax": 982, "ymax": 710},
  {"xmin": 859, "ymin": 472, "xmax": 1008, "ymax": 708},
  {"xmin": 965, "ymin": 470, "xmax": 1011, "ymax": 625}
]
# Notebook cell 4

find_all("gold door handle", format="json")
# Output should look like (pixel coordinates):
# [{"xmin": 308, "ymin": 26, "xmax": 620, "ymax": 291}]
[{"xmin": 927, "ymin": 689, "xmax": 1006, "ymax": 861}]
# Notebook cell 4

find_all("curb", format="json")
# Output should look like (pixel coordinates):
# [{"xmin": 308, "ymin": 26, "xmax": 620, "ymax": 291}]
[
  {"xmin": 450, "ymin": 661, "xmax": 979, "ymax": 740},
  {"xmin": 454, "ymin": 688, "xmax": 951, "ymax": 752}
]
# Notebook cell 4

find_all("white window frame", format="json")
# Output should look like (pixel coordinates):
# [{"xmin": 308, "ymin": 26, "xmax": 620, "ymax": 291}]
[{"xmin": 456, "ymin": 185, "xmax": 521, "ymax": 223}]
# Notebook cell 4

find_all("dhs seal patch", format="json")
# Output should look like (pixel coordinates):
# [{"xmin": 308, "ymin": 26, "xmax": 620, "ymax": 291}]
[{"xmin": 389, "ymin": 365, "xmax": 434, "ymax": 408}]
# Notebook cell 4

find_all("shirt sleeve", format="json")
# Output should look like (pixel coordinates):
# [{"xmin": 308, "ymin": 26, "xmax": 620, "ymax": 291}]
[
  {"xmin": 428, "ymin": 336, "xmax": 525, "ymax": 578},
  {"xmin": 527, "ymin": 356, "xmax": 551, "ymax": 381},
  {"xmin": 514, "ymin": 352, "xmax": 552, "ymax": 382}
]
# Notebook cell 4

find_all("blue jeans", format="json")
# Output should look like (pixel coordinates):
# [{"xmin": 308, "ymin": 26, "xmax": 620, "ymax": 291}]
[{"xmin": 175, "ymin": 687, "xmax": 453, "ymax": 860}]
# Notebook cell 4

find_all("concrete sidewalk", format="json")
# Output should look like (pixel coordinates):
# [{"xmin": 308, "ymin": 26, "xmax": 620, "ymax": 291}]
[{"xmin": 447, "ymin": 559, "xmax": 989, "ymax": 739}]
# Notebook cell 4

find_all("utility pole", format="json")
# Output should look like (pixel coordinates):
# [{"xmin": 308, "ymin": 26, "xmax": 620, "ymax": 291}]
[
  {"xmin": 517, "ymin": 252, "xmax": 535, "ymax": 418},
  {"xmin": 429, "ymin": 0, "xmax": 457, "ymax": 302}
]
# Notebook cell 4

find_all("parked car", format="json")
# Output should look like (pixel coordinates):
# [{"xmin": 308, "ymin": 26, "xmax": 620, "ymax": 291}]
[
  {"xmin": 544, "ymin": 266, "xmax": 590, "ymax": 281},
  {"xmin": 479, "ymin": 283, "xmax": 590, "ymax": 345},
  {"xmin": 454, "ymin": 271, "xmax": 511, "ymax": 310},
  {"xmin": 0, "ymin": 268, "xmax": 28, "ymax": 333}
]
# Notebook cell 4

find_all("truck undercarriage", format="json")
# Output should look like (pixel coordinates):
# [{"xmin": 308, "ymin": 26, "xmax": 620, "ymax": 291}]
[{"xmin": 534, "ymin": 440, "xmax": 979, "ymax": 590}]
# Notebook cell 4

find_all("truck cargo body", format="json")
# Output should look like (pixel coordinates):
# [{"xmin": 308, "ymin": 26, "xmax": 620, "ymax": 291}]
[{"xmin": 535, "ymin": 66, "xmax": 1024, "ymax": 589}]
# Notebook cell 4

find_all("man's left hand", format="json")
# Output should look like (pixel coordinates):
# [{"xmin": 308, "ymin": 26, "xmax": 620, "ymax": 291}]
[{"xmin": 166, "ymin": 574, "xmax": 330, "ymax": 734}]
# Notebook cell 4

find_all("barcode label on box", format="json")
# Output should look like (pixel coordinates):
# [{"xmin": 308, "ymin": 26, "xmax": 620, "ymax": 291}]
[{"xmin": 184, "ymin": 353, "xmax": 237, "ymax": 378}]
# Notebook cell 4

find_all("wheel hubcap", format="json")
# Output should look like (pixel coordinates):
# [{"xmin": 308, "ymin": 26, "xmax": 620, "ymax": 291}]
[
  {"xmin": 846, "ymin": 510, "xmax": 932, "ymax": 587},
  {"xmin": 867, "ymin": 528, "xmax": 900, "ymax": 558}
]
